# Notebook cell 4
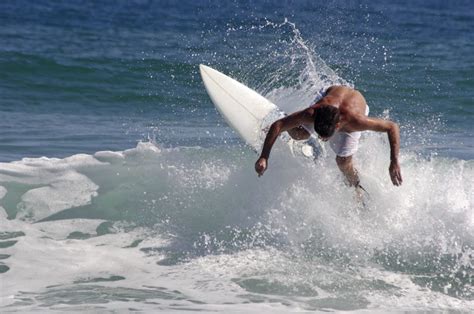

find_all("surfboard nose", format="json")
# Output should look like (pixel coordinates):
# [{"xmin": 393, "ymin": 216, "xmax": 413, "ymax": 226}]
[
  {"xmin": 199, "ymin": 64, "xmax": 278, "ymax": 151},
  {"xmin": 200, "ymin": 64, "xmax": 219, "ymax": 78},
  {"xmin": 199, "ymin": 64, "xmax": 210, "ymax": 75}
]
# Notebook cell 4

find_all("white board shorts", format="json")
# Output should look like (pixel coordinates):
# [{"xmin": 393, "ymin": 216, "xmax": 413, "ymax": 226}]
[{"xmin": 329, "ymin": 105, "xmax": 370, "ymax": 157}]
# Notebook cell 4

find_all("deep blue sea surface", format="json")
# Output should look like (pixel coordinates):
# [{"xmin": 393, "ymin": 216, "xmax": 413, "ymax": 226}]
[
  {"xmin": 1, "ymin": 0, "xmax": 473, "ymax": 161},
  {"xmin": 0, "ymin": 1, "xmax": 473, "ymax": 312}
]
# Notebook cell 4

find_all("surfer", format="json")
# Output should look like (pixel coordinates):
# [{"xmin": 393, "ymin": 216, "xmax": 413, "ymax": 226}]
[{"xmin": 255, "ymin": 86, "xmax": 402, "ymax": 187}]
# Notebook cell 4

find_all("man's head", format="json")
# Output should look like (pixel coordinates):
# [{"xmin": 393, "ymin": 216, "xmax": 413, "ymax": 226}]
[{"xmin": 314, "ymin": 105, "xmax": 340, "ymax": 139}]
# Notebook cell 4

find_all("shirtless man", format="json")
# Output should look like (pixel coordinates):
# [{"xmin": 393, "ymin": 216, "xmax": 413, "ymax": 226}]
[{"xmin": 255, "ymin": 86, "xmax": 403, "ymax": 187}]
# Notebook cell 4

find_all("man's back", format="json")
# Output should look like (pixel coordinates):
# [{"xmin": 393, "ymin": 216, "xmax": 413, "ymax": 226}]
[
  {"xmin": 313, "ymin": 86, "xmax": 368, "ymax": 132},
  {"xmin": 255, "ymin": 84, "xmax": 402, "ymax": 186}
]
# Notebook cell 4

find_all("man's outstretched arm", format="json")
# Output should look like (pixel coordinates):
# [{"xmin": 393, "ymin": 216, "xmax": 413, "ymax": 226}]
[
  {"xmin": 255, "ymin": 109, "xmax": 313, "ymax": 176},
  {"xmin": 353, "ymin": 116, "xmax": 402, "ymax": 186}
]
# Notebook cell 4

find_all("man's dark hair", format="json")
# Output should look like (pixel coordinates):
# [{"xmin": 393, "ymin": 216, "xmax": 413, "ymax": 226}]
[{"xmin": 314, "ymin": 105, "xmax": 340, "ymax": 138}]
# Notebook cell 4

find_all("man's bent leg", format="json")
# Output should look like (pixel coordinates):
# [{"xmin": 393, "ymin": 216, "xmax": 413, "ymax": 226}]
[{"xmin": 335, "ymin": 155, "xmax": 360, "ymax": 187}]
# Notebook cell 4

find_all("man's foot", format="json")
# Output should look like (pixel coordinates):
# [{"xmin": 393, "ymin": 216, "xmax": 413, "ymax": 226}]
[{"xmin": 355, "ymin": 184, "xmax": 370, "ymax": 209}]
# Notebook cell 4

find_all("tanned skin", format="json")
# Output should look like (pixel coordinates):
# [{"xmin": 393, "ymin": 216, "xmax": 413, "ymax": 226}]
[{"xmin": 255, "ymin": 86, "xmax": 403, "ymax": 186}]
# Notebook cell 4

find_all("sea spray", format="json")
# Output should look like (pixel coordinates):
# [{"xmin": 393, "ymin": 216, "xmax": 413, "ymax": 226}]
[{"xmin": 1, "ymin": 1, "xmax": 473, "ymax": 311}]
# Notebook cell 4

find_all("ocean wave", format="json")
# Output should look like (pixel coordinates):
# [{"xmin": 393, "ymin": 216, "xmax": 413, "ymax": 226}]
[{"xmin": 1, "ymin": 138, "xmax": 472, "ymax": 266}]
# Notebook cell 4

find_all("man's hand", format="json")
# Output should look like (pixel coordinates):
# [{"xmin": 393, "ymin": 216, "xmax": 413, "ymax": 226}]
[
  {"xmin": 255, "ymin": 157, "xmax": 267, "ymax": 177},
  {"xmin": 389, "ymin": 160, "xmax": 402, "ymax": 186}
]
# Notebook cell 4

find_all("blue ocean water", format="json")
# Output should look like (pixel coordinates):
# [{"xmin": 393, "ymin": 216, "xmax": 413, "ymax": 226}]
[
  {"xmin": 0, "ymin": 0, "xmax": 473, "ymax": 312},
  {"xmin": 1, "ymin": 0, "xmax": 473, "ymax": 161}
]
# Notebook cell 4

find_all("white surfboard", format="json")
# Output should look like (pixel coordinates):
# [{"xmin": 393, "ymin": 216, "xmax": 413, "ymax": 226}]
[{"xmin": 199, "ymin": 64, "xmax": 325, "ymax": 158}]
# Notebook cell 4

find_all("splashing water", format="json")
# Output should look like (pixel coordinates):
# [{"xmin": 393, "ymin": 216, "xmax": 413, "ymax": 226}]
[{"xmin": 1, "ymin": 17, "xmax": 473, "ymax": 313}]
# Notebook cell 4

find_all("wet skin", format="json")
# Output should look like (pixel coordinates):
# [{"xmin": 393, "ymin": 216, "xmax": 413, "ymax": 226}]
[{"xmin": 255, "ymin": 86, "xmax": 402, "ymax": 186}]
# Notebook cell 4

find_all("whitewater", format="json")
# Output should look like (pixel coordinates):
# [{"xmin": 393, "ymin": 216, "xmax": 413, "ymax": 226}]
[
  {"xmin": 1, "ymin": 2, "xmax": 473, "ymax": 312},
  {"xmin": 1, "ymin": 126, "xmax": 473, "ymax": 312}
]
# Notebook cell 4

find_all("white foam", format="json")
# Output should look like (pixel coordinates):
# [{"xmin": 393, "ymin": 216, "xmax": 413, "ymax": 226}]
[
  {"xmin": 17, "ymin": 171, "xmax": 99, "ymax": 221},
  {"xmin": 169, "ymin": 160, "xmax": 233, "ymax": 190},
  {"xmin": 0, "ymin": 186, "xmax": 6, "ymax": 200},
  {"xmin": 0, "ymin": 138, "xmax": 473, "ymax": 312}
]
